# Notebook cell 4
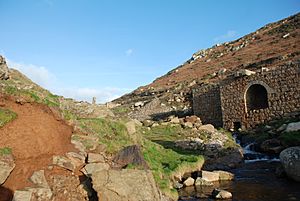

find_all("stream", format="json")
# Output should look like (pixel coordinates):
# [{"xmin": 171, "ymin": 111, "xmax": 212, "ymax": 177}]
[{"xmin": 178, "ymin": 136, "xmax": 300, "ymax": 201}]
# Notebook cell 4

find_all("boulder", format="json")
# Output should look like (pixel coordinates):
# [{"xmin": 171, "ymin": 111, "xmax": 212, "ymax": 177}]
[
  {"xmin": 212, "ymin": 188, "xmax": 232, "ymax": 199},
  {"xmin": 213, "ymin": 170, "xmax": 234, "ymax": 181},
  {"xmin": 183, "ymin": 177, "xmax": 195, "ymax": 187},
  {"xmin": 195, "ymin": 177, "xmax": 213, "ymax": 186},
  {"xmin": 91, "ymin": 169, "xmax": 162, "ymax": 201},
  {"xmin": 198, "ymin": 124, "xmax": 215, "ymax": 133},
  {"xmin": 0, "ymin": 55, "xmax": 9, "ymax": 80},
  {"xmin": 0, "ymin": 154, "xmax": 15, "ymax": 185},
  {"xmin": 113, "ymin": 145, "xmax": 149, "ymax": 169},
  {"xmin": 12, "ymin": 190, "xmax": 32, "ymax": 201},
  {"xmin": 285, "ymin": 122, "xmax": 300, "ymax": 132},
  {"xmin": 87, "ymin": 153, "xmax": 105, "ymax": 163},
  {"xmin": 279, "ymin": 146, "xmax": 300, "ymax": 182},
  {"xmin": 201, "ymin": 171, "xmax": 219, "ymax": 182},
  {"xmin": 52, "ymin": 155, "xmax": 80, "ymax": 171}
]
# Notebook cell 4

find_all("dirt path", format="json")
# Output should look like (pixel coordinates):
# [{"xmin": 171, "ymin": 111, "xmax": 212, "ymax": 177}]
[{"xmin": 0, "ymin": 97, "xmax": 75, "ymax": 193}]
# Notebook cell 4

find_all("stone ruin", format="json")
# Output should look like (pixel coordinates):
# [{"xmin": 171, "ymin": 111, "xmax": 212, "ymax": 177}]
[{"xmin": 193, "ymin": 61, "xmax": 300, "ymax": 130}]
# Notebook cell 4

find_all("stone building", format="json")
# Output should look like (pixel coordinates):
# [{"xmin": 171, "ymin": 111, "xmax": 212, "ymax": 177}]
[{"xmin": 193, "ymin": 62, "xmax": 300, "ymax": 130}]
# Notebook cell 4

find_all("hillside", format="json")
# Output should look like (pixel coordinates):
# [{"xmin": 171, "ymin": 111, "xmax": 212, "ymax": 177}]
[{"xmin": 113, "ymin": 13, "xmax": 300, "ymax": 115}]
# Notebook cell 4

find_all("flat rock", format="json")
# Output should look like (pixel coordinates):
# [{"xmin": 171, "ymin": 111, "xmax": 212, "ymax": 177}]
[
  {"xmin": 0, "ymin": 154, "xmax": 15, "ymax": 185},
  {"xmin": 91, "ymin": 169, "xmax": 162, "ymax": 201},
  {"xmin": 201, "ymin": 170, "xmax": 219, "ymax": 182},
  {"xmin": 82, "ymin": 163, "xmax": 110, "ymax": 176},
  {"xmin": 53, "ymin": 155, "xmax": 76, "ymax": 171},
  {"xmin": 87, "ymin": 153, "xmax": 105, "ymax": 163},
  {"xmin": 30, "ymin": 170, "xmax": 49, "ymax": 188},
  {"xmin": 285, "ymin": 122, "xmax": 300, "ymax": 132},
  {"xmin": 12, "ymin": 190, "xmax": 32, "ymax": 201}
]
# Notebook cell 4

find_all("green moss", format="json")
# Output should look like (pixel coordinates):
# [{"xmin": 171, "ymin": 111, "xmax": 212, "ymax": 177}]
[
  {"xmin": 0, "ymin": 108, "xmax": 17, "ymax": 127},
  {"xmin": 279, "ymin": 131, "xmax": 300, "ymax": 146},
  {"xmin": 111, "ymin": 106, "xmax": 130, "ymax": 116},
  {"xmin": 0, "ymin": 147, "xmax": 12, "ymax": 155}
]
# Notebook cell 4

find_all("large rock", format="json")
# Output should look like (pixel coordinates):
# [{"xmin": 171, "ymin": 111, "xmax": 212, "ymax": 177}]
[
  {"xmin": 260, "ymin": 139, "xmax": 283, "ymax": 154},
  {"xmin": 91, "ymin": 169, "xmax": 162, "ymax": 201},
  {"xmin": 284, "ymin": 121, "xmax": 300, "ymax": 132},
  {"xmin": 113, "ymin": 145, "xmax": 149, "ymax": 169},
  {"xmin": 28, "ymin": 170, "xmax": 53, "ymax": 200},
  {"xmin": 0, "ymin": 55, "xmax": 9, "ymax": 80},
  {"xmin": 82, "ymin": 162, "xmax": 110, "ymax": 176},
  {"xmin": 213, "ymin": 170, "xmax": 234, "ymax": 181},
  {"xmin": 279, "ymin": 146, "xmax": 300, "ymax": 182},
  {"xmin": 198, "ymin": 124, "xmax": 215, "ymax": 133},
  {"xmin": 0, "ymin": 154, "xmax": 15, "ymax": 185},
  {"xmin": 87, "ymin": 153, "xmax": 105, "ymax": 163},
  {"xmin": 201, "ymin": 170, "xmax": 219, "ymax": 182},
  {"xmin": 195, "ymin": 177, "xmax": 213, "ymax": 186}
]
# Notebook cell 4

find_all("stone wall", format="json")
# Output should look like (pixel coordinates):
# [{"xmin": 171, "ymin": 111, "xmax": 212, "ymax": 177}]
[
  {"xmin": 193, "ymin": 84, "xmax": 223, "ymax": 127},
  {"xmin": 220, "ymin": 62, "xmax": 300, "ymax": 129}
]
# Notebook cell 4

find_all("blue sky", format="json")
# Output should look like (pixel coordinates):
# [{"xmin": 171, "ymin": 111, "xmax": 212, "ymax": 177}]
[{"xmin": 0, "ymin": 0, "xmax": 299, "ymax": 103}]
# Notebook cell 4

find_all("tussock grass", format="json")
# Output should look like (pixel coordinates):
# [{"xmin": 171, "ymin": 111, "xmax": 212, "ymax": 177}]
[{"xmin": 0, "ymin": 108, "xmax": 17, "ymax": 127}]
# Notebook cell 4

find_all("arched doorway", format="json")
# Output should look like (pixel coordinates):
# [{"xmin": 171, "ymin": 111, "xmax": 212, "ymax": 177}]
[{"xmin": 245, "ymin": 84, "xmax": 268, "ymax": 111}]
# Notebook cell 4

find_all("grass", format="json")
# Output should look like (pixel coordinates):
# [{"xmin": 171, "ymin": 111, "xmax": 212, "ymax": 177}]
[
  {"xmin": 78, "ymin": 118, "xmax": 132, "ymax": 153},
  {"xmin": 142, "ymin": 139, "xmax": 204, "ymax": 199},
  {"xmin": 0, "ymin": 108, "xmax": 17, "ymax": 127},
  {"xmin": 0, "ymin": 147, "xmax": 12, "ymax": 155},
  {"xmin": 111, "ymin": 106, "xmax": 131, "ymax": 116}
]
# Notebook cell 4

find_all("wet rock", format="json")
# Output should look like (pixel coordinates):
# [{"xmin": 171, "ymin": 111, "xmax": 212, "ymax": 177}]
[
  {"xmin": 183, "ymin": 177, "xmax": 195, "ymax": 187},
  {"xmin": 91, "ymin": 169, "xmax": 162, "ymax": 201},
  {"xmin": 87, "ymin": 153, "xmax": 105, "ymax": 163},
  {"xmin": 194, "ymin": 178, "xmax": 213, "ymax": 186},
  {"xmin": 201, "ymin": 171, "xmax": 219, "ymax": 182},
  {"xmin": 285, "ymin": 121, "xmax": 300, "ymax": 132},
  {"xmin": 12, "ymin": 190, "xmax": 32, "ymax": 201},
  {"xmin": 213, "ymin": 170, "xmax": 234, "ymax": 181},
  {"xmin": 260, "ymin": 139, "xmax": 283, "ymax": 154},
  {"xmin": 280, "ymin": 146, "xmax": 300, "ymax": 182},
  {"xmin": 212, "ymin": 188, "xmax": 232, "ymax": 199},
  {"xmin": 113, "ymin": 145, "xmax": 149, "ymax": 169},
  {"xmin": 0, "ymin": 154, "xmax": 15, "ymax": 185},
  {"xmin": 0, "ymin": 55, "xmax": 9, "ymax": 80}
]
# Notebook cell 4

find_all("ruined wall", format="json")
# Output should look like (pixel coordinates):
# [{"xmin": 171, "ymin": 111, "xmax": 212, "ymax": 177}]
[
  {"xmin": 220, "ymin": 62, "xmax": 300, "ymax": 129},
  {"xmin": 193, "ymin": 84, "xmax": 223, "ymax": 127}
]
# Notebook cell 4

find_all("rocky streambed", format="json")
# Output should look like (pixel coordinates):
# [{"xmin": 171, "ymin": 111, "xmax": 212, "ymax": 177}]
[{"xmin": 178, "ymin": 135, "xmax": 300, "ymax": 201}]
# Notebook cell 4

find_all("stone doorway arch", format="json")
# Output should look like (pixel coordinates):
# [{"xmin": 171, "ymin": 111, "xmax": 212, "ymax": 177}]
[{"xmin": 245, "ymin": 84, "xmax": 269, "ymax": 111}]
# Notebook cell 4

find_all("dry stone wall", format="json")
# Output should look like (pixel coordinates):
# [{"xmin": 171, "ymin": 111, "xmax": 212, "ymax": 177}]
[
  {"xmin": 193, "ymin": 62, "xmax": 300, "ymax": 129},
  {"xmin": 221, "ymin": 62, "xmax": 300, "ymax": 129},
  {"xmin": 193, "ymin": 84, "xmax": 223, "ymax": 127}
]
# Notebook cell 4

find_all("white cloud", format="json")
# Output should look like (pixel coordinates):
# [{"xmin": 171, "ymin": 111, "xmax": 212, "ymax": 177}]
[
  {"xmin": 55, "ymin": 87, "xmax": 131, "ymax": 103},
  {"xmin": 6, "ymin": 59, "xmax": 131, "ymax": 103},
  {"xmin": 125, "ymin": 49, "xmax": 133, "ymax": 56},
  {"xmin": 7, "ymin": 60, "xmax": 56, "ymax": 89},
  {"xmin": 214, "ymin": 30, "xmax": 238, "ymax": 42}
]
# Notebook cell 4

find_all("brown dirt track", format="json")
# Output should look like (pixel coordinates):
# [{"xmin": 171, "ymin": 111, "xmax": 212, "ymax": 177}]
[{"xmin": 0, "ymin": 95, "xmax": 75, "ymax": 199}]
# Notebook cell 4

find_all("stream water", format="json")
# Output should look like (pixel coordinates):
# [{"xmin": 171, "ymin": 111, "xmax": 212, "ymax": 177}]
[{"xmin": 178, "ymin": 136, "xmax": 300, "ymax": 201}]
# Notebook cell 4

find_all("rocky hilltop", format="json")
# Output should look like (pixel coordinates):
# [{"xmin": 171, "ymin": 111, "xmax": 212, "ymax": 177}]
[{"xmin": 113, "ymin": 13, "xmax": 300, "ymax": 117}]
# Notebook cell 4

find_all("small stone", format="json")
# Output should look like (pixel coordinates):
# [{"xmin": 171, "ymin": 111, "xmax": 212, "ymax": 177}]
[
  {"xmin": 183, "ymin": 177, "xmax": 195, "ymax": 187},
  {"xmin": 174, "ymin": 181, "xmax": 184, "ymax": 189},
  {"xmin": 212, "ymin": 188, "xmax": 232, "ymax": 199}
]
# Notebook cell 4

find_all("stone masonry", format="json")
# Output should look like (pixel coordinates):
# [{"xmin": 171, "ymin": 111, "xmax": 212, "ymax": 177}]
[{"xmin": 193, "ymin": 62, "xmax": 300, "ymax": 129}]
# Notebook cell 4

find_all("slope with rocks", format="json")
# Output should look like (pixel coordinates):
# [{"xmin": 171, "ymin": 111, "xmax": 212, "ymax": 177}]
[{"xmin": 113, "ymin": 13, "xmax": 300, "ymax": 117}]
